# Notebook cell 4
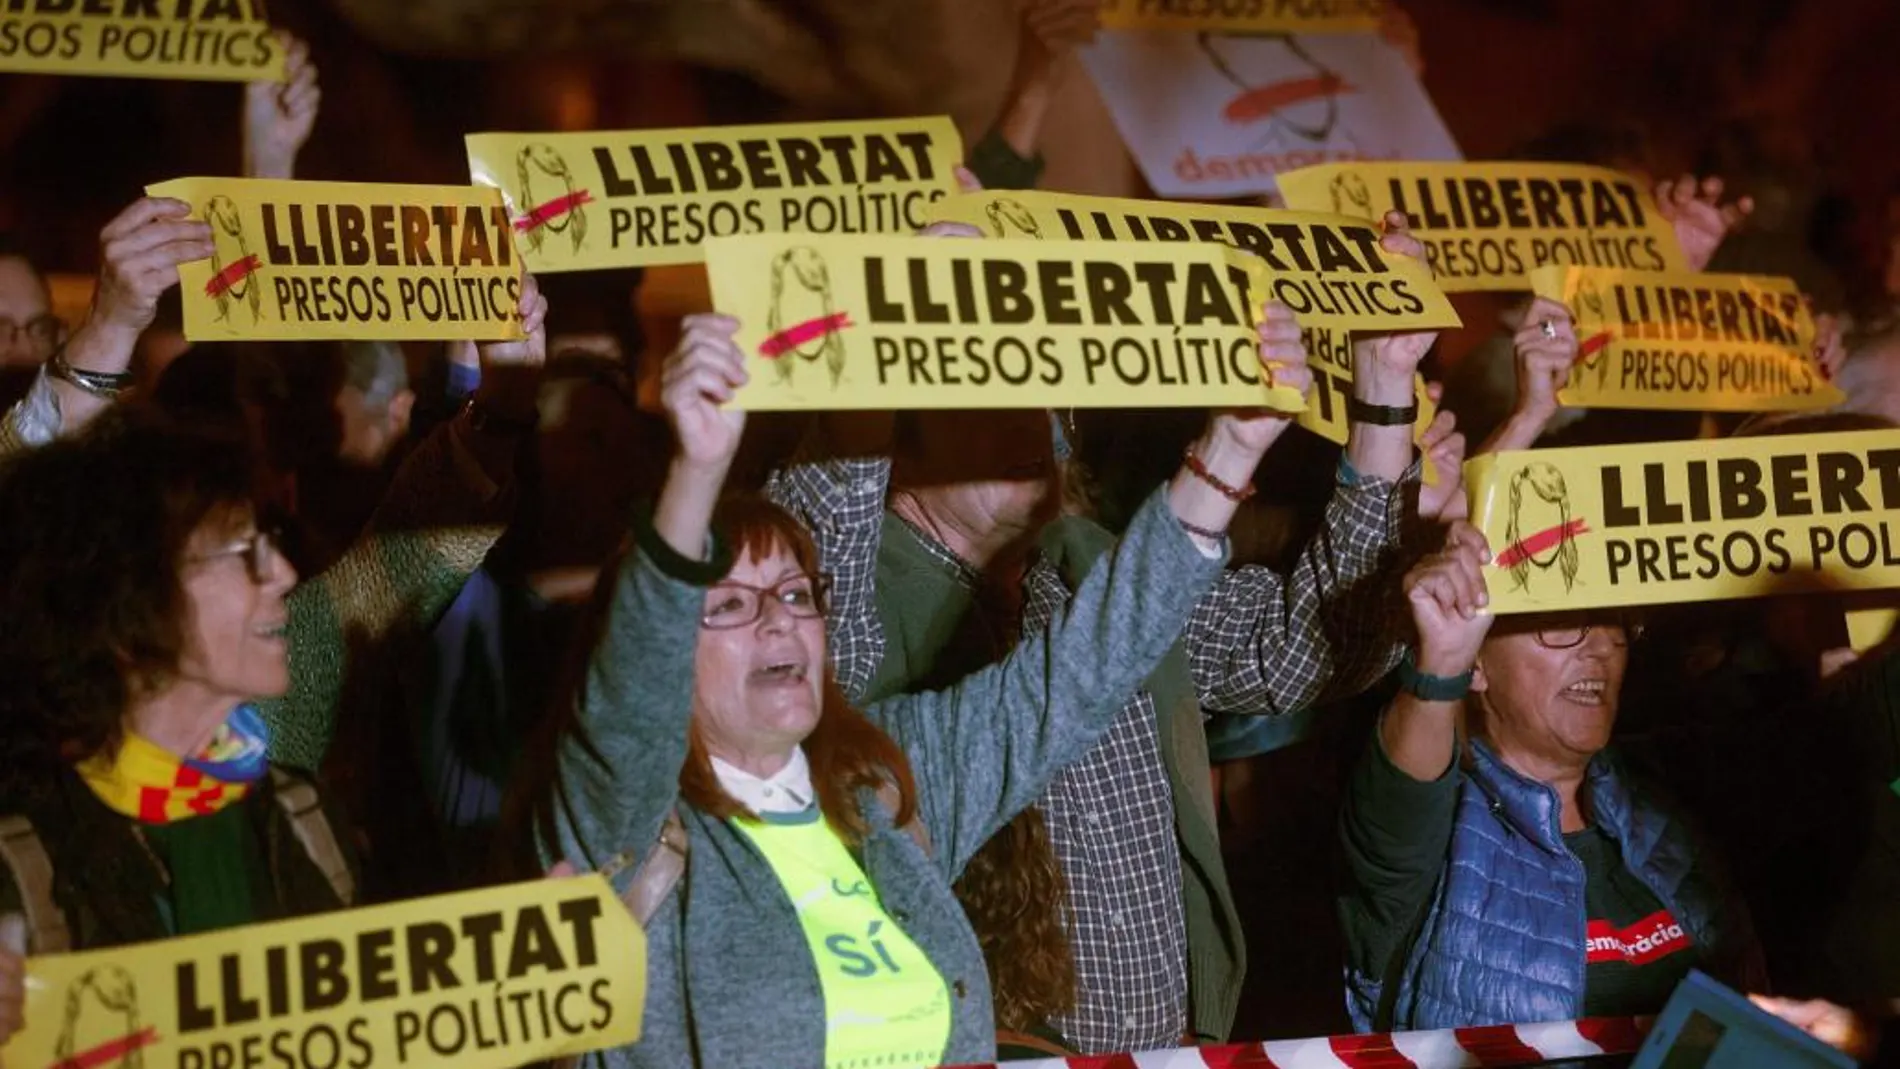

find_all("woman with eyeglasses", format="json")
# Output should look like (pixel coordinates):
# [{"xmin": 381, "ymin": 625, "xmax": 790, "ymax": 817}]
[
  {"xmin": 0, "ymin": 404, "xmax": 362, "ymax": 1050},
  {"xmin": 1339, "ymin": 521, "xmax": 1762, "ymax": 1033},
  {"xmin": 527, "ymin": 311, "xmax": 1284, "ymax": 1069}
]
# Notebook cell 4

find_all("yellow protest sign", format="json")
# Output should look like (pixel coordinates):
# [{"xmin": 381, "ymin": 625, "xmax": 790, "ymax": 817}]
[
  {"xmin": 706, "ymin": 233, "xmax": 1306, "ymax": 412},
  {"xmin": 1277, "ymin": 161, "xmax": 1686, "ymax": 292},
  {"xmin": 0, "ymin": 0, "xmax": 284, "ymax": 82},
  {"xmin": 1846, "ymin": 604, "xmax": 1899, "ymax": 652},
  {"xmin": 1466, "ymin": 430, "xmax": 1900, "ymax": 614},
  {"xmin": 928, "ymin": 191, "xmax": 1450, "ymax": 447},
  {"xmin": 0, "ymin": 876, "xmax": 644, "ymax": 1069},
  {"xmin": 147, "ymin": 177, "xmax": 525, "ymax": 342},
  {"xmin": 928, "ymin": 191, "xmax": 1460, "ymax": 332},
  {"xmin": 465, "ymin": 118, "xmax": 963, "ymax": 272},
  {"xmin": 1096, "ymin": 0, "xmax": 1383, "ymax": 33},
  {"xmin": 1531, "ymin": 265, "xmax": 1839, "ymax": 413}
]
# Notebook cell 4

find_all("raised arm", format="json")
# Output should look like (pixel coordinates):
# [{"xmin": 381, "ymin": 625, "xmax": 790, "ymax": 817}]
[
  {"xmin": 1477, "ymin": 296, "xmax": 1579, "ymax": 456},
  {"xmin": 263, "ymin": 278, "xmax": 547, "ymax": 769},
  {"xmin": 0, "ymin": 198, "xmax": 210, "ymax": 453},
  {"xmin": 966, "ymin": 0, "xmax": 1099, "ymax": 191},
  {"xmin": 543, "ymin": 315, "xmax": 745, "ymax": 870},
  {"xmin": 1338, "ymin": 522, "xmax": 1493, "ymax": 1025},
  {"xmin": 761, "ymin": 401, "xmax": 895, "ymax": 702},
  {"xmin": 242, "ymin": 33, "xmax": 320, "ymax": 181},
  {"xmin": 867, "ymin": 323, "xmax": 1303, "ymax": 876}
]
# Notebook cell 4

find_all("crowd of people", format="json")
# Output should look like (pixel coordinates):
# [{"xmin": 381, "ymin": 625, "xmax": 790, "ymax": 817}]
[{"xmin": 0, "ymin": 2, "xmax": 1897, "ymax": 1068}]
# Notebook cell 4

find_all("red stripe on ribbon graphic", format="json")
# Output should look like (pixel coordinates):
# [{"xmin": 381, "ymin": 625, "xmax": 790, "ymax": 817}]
[
  {"xmin": 204, "ymin": 255, "xmax": 261, "ymax": 299},
  {"xmin": 1223, "ymin": 73, "xmax": 1355, "ymax": 124},
  {"xmin": 1494, "ymin": 518, "xmax": 1590, "ymax": 570},
  {"xmin": 759, "ymin": 313, "xmax": 852, "ymax": 358},
  {"xmin": 49, "ymin": 1027, "xmax": 160, "ymax": 1069},
  {"xmin": 1578, "ymin": 331, "xmax": 1614, "ymax": 362},
  {"xmin": 514, "ymin": 190, "xmax": 595, "ymax": 234}
]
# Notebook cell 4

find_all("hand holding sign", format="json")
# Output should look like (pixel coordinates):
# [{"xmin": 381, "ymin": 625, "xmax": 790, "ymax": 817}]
[
  {"xmin": 0, "ymin": 913, "xmax": 23, "ymax": 1059},
  {"xmin": 1656, "ymin": 174, "xmax": 1752, "ymax": 273},
  {"xmin": 1511, "ymin": 296, "xmax": 1579, "ymax": 429},
  {"xmin": 1417, "ymin": 406, "xmax": 1468, "ymax": 523},
  {"xmin": 242, "ymin": 34, "xmax": 321, "ymax": 181},
  {"xmin": 1352, "ymin": 212, "xmax": 1440, "ymax": 388},
  {"xmin": 469, "ymin": 274, "xmax": 548, "ymax": 425},
  {"xmin": 1210, "ymin": 301, "xmax": 1314, "ymax": 453},
  {"xmin": 1406, "ymin": 521, "xmax": 1495, "ymax": 677},
  {"xmin": 91, "ymin": 197, "xmax": 213, "ymax": 336},
  {"xmin": 665, "ymin": 314, "xmax": 750, "ymax": 472}
]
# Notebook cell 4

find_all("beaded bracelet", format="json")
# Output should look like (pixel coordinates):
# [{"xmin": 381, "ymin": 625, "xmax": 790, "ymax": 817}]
[{"xmin": 1182, "ymin": 447, "xmax": 1255, "ymax": 502}]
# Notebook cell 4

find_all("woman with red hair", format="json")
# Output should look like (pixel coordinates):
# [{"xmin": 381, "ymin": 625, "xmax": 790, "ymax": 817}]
[{"xmin": 532, "ymin": 313, "xmax": 1302, "ymax": 1069}]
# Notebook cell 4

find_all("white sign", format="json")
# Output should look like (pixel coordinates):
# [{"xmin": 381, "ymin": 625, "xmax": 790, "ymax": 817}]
[{"xmin": 1082, "ymin": 31, "xmax": 1461, "ymax": 200}]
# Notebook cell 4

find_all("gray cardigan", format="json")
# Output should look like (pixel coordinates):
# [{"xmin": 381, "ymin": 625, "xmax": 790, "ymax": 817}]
[{"xmin": 541, "ymin": 488, "xmax": 1227, "ymax": 1068}]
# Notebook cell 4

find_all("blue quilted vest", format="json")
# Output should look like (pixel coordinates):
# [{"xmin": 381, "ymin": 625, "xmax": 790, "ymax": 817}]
[{"xmin": 1347, "ymin": 739, "xmax": 1755, "ymax": 1031}]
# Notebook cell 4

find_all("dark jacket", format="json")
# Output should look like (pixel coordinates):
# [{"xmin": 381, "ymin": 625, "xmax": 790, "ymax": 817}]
[{"xmin": 0, "ymin": 766, "xmax": 352, "ymax": 952}]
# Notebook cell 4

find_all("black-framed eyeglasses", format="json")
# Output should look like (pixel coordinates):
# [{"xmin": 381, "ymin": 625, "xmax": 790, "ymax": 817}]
[
  {"xmin": 1531, "ymin": 614, "xmax": 1645, "ymax": 650},
  {"xmin": 700, "ymin": 574, "xmax": 833, "ymax": 630},
  {"xmin": 0, "ymin": 315, "xmax": 60, "ymax": 351},
  {"xmin": 188, "ymin": 525, "xmax": 283, "ymax": 584}
]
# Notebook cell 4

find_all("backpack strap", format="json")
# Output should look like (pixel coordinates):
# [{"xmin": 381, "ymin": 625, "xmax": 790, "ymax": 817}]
[
  {"xmin": 0, "ymin": 815, "xmax": 71, "ymax": 954},
  {"xmin": 268, "ymin": 769, "xmax": 356, "ymax": 908},
  {"xmin": 600, "ymin": 810, "xmax": 690, "ymax": 927}
]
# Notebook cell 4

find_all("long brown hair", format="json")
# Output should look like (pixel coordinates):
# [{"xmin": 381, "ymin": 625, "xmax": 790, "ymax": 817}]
[{"xmin": 952, "ymin": 808, "xmax": 1077, "ymax": 1030}]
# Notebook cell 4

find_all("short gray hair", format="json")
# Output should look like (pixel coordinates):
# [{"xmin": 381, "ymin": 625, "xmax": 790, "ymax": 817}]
[{"xmin": 339, "ymin": 340, "xmax": 409, "ymax": 411}]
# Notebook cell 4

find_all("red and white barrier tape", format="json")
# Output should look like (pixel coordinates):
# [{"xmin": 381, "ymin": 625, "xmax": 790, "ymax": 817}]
[{"xmin": 950, "ymin": 1016, "xmax": 1652, "ymax": 1068}]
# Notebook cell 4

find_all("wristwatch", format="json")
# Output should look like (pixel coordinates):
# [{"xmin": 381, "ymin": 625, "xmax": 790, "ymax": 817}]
[
  {"xmin": 1346, "ymin": 396, "xmax": 1419, "ymax": 427},
  {"xmin": 461, "ymin": 396, "xmax": 538, "ymax": 437},
  {"xmin": 1397, "ymin": 648, "xmax": 1473, "ymax": 702}
]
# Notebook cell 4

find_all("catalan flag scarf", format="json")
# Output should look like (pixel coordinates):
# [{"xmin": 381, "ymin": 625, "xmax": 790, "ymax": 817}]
[{"xmin": 78, "ymin": 704, "xmax": 272, "ymax": 824}]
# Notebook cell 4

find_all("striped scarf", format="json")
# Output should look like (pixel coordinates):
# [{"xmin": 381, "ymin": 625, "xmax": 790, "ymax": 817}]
[{"xmin": 78, "ymin": 705, "xmax": 272, "ymax": 824}]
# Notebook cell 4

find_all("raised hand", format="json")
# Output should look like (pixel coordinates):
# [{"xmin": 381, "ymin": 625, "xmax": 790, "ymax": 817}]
[
  {"xmin": 1512, "ymin": 296, "xmax": 1579, "ymax": 425},
  {"xmin": 1209, "ymin": 300, "xmax": 1315, "ymax": 455},
  {"xmin": 1404, "ymin": 521, "xmax": 1494, "ymax": 677},
  {"xmin": 242, "ymin": 34, "xmax": 321, "ymax": 180},
  {"xmin": 90, "ymin": 197, "xmax": 212, "ymax": 336},
  {"xmin": 1353, "ymin": 211, "xmax": 1438, "ymax": 382},
  {"xmin": 1656, "ymin": 174, "xmax": 1752, "ymax": 273},
  {"xmin": 662, "ymin": 314, "xmax": 750, "ymax": 472},
  {"xmin": 1415, "ymin": 404, "xmax": 1468, "ymax": 523}
]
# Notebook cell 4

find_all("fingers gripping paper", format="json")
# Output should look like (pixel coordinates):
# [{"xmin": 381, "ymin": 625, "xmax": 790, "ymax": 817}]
[
  {"xmin": 1277, "ymin": 161, "xmax": 1685, "ymax": 292},
  {"xmin": 1466, "ymin": 431, "xmax": 1900, "ymax": 614},
  {"xmin": 706, "ymin": 233, "xmax": 1306, "ymax": 412},
  {"xmin": 1096, "ymin": 0, "xmax": 1384, "ymax": 33},
  {"xmin": 147, "ymin": 177, "xmax": 526, "ymax": 342},
  {"xmin": 928, "ymin": 190, "xmax": 1451, "ymax": 445},
  {"xmin": 0, "ymin": 0, "xmax": 285, "ymax": 82},
  {"xmin": 465, "ymin": 118, "xmax": 964, "ymax": 272},
  {"xmin": 1530, "ymin": 265, "xmax": 1841, "ymax": 413},
  {"xmin": 0, "ymin": 877, "xmax": 644, "ymax": 1069}
]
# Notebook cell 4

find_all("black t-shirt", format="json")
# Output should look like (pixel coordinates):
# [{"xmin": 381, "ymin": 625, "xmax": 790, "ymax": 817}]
[
  {"xmin": 1342, "ymin": 738, "xmax": 1701, "ymax": 1019},
  {"xmin": 1565, "ymin": 823, "xmax": 1700, "ymax": 1017}
]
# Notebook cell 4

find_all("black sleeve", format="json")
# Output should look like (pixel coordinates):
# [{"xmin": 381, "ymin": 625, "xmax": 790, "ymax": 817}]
[
  {"xmin": 965, "ymin": 126, "xmax": 1045, "ymax": 192},
  {"xmin": 1338, "ymin": 724, "xmax": 1461, "ymax": 980}
]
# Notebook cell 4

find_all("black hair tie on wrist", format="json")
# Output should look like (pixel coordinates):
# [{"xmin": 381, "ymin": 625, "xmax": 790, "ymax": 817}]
[{"xmin": 629, "ymin": 500, "xmax": 735, "ymax": 587}]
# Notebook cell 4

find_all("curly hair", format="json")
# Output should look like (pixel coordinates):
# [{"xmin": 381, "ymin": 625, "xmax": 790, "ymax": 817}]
[
  {"xmin": 951, "ymin": 807, "xmax": 1077, "ymax": 1031},
  {"xmin": 0, "ymin": 405, "xmax": 256, "ymax": 800}
]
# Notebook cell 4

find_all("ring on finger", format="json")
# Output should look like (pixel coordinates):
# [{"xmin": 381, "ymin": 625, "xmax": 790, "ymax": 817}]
[{"xmin": 1540, "ymin": 319, "xmax": 1557, "ymax": 340}]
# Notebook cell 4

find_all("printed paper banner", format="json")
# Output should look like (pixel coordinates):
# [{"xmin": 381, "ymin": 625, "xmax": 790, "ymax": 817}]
[
  {"xmin": 466, "ymin": 118, "xmax": 963, "ymax": 272},
  {"xmin": 0, "ymin": 876, "xmax": 644, "ymax": 1069},
  {"xmin": 926, "ymin": 191, "xmax": 1450, "ymax": 447},
  {"xmin": 706, "ymin": 233, "xmax": 1306, "ymax": 412},
  {"xmin": 147, "ymin": 177, "xmax": 526, "ymax": 342},
  {"xmin": 1532, "ymin": 265, "xmax": 1839, "ymax": 413},
  {"xmin": 1466, "ymin": 430, "xmax": 1900, "ymax": 614},
  {"xmin": 1081, "ymin": 30, "xmax": 1458, "ymax": 199},
  {"xmin": 1846, "ymin": 605, "xmax": 1898, "ymax": 652},
  {"xmin": 1278, "ymin": 161, "xmax": 1685, "ymax": 292},
  {"xmin": 0, "ymin": 1, "xmax": 285, "ymax": 82},
  {"xmin": 1096, "ymin": 0, "xmax": 1385, "ymax": 34}
]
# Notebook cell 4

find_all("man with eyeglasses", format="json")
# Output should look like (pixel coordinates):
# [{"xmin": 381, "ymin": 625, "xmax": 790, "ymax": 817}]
[
  {"xmin": 1339, "ymin": 521, "xmax": 1764, "ymax": 1033},
  {"xmin": 0, "ymin": 239, "xmax": 63, "ymax": 402}
]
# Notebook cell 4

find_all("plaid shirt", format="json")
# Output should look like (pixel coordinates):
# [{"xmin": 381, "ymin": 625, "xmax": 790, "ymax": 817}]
[{"xmin": 767, "ymin": 453, "xmax": 1408, "ymax": 1053}]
